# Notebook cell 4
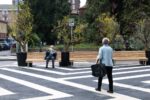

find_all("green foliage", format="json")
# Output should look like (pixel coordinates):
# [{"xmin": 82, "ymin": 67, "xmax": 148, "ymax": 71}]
[
  {"xmin": 115, "ymin": 0, "xmax": 150, "ymax": 38},
  {"xmin": 55, "ymin": 16, "xmax": 84, "ymax": 51},
  {"xmin": 85, "ymin": 0, "xmax": 111, "ymax": 24},
  {"xmin": 27, "ymin": 0, "xmax": 70, "ymax": 44},
  {"xmin": 8, "ymin": 1, "xmax": 35, "ymax": 52},
  {"xmin": 95, "ymin": 13, "xmax": 119, "ymax": 43},
  {"xmin": 134, "ymin": 18, "xmax": 150, "ymax": 50},
  {"xmin": 73, "ymin": 22, "xmax": 87, "ymax": 43},
  {"xmin": 55, "ymin": 43, "xmax": 99, "ymax": 51},
  {"xmin": 113, "ymin": 34, "xmax": 125, "ymax": 50},
  {"xmin": 84, "ymin": 0, "xmax": 120, "ymax": 44},
  {"xmin": 55, "ymin": 16, "xmax": 71, "ymax": 51}
]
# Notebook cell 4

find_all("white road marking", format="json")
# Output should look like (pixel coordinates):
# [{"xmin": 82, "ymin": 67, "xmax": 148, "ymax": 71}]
[
  {"xmin": 59, "ymin": 68, "xmax": 150, "ymax": 80},
  {"xmin": 102, "ymin": 80, "xmax": 150, "ymax": 93},
  {"xmin": 0, "ymin": 62, "xmax": 17, "ymax": 67},
  {"xmin": 142, "ymin": 80, "xmax": 150, "ymax": 84},
  {"xmin": 113, "ymin": 74, "xmax": 150, "ymax": 81},
  {"xmin": 59, "ymin": 75, "xmax": 93, "ymax": 80},
  {"xmin": 113, "ymin": 66, "xmax": 150, "ymax": 71},
  {"xmin": 21, "ymin": 96, "xmax": 65, "ymax": 100},
  {"xmin": 21, "ymin": 65, "xmax": 150, "ymax": 76},
  {"xmin": 1, "ymin": 68, "xmax": 140, "ymax": 100},
  {"xmin": 113, "ymin": 69, "xmax": 150, "ymax": 75},
  {"xmin": 0, "ymin": 74, "xmax": 72, "ymax": 100},
  {"xmin": 0, "ymin": 87, "xmax": 14, "ymax": 96},
  {"xmin": 22, "ymin": 67, "xmax": 91, "ymax": 75},
  {"xmin": 56, "ymin": 67, "xmax": 90, "ymax": 71}
]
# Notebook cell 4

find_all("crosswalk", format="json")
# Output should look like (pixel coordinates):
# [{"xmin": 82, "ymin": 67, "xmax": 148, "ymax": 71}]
[{"xmin": 0, "ymin": 62, "xmax": 150, "ymax": 100}]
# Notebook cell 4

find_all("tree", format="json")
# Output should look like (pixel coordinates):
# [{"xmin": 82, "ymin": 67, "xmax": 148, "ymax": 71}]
[
  {"xmin": 55, "ymin": 16, "xmax": 84, "ymax": 52},
  {"xmin": 83, "ymin": 0, "xmax": 120, "ymax": 45},
  {"xmin": 8, "ymin": 1, "xmax": 36, "ymax": 52},
  {"xmin": 134, "ymin": 18, "xmax": 150, "ymax": 50},
  {"xmin": 85, "ymin": 0, "xmax": 111, "ymax": 24},
  {"xmin": 113, "ymin": 0, "xmax": 150, "ymax": 49},
  {"xmin": 55, "ymin": 16, "xmax": 70, "ymax": 51},
  {"xmin": 27, "ymin": 0, "xmax": 70, "ymax": 44},
  {"xmin": 95, "ymin": 13, "xmax": 119, "ymax": 44}
]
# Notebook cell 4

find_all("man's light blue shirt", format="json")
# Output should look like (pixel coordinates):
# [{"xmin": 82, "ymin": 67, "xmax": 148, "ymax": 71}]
[{"xmin": 97, "ymin": 45, "xmax": 113, "ymax": 67}]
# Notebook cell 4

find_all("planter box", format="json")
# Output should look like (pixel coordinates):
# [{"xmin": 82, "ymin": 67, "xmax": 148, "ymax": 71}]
[
  {"xmin": 146, "ymin": 51, "xmax": 150, "ymax": 65},
  {"xmin": 59, "ymin": 52, "xmax": 73, "ymax": 67},
  {"xmin": 17, "ymin": 52, "xmax": 27, "ymax": 66}
]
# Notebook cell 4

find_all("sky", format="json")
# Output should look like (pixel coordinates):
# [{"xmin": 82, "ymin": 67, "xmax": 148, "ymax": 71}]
[
  {"xmin": 0, "ymin": 0, "xmax": 12, "ymax": 5},
  {"xmin": 0, "ymin": 0, "xmax": 86, "ymax": 6},
  {"xmin": 80, "ymin": 0, "xmax": 86, "ymax": 7}
]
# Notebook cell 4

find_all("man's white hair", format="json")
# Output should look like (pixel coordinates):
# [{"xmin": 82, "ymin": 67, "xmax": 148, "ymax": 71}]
[{"xmin": 102, "ymin": 37, "xmax": 110, "ymax": 44}]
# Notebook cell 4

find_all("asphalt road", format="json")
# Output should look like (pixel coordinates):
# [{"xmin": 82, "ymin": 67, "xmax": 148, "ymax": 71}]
[{"xmin": 0, "ymin": 61, "xmax": 150, "ymax": 100}]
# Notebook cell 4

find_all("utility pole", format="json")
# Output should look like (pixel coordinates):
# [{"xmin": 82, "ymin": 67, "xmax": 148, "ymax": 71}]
[{"xmin": 69, "ymin": 18, "xmax": 74, "ymax": 52}]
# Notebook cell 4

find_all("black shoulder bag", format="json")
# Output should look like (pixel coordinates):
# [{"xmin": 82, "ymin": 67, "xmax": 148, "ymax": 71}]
[{"xmin": 91, "ymin": 61, "xmax": 106, "ymax": 77}]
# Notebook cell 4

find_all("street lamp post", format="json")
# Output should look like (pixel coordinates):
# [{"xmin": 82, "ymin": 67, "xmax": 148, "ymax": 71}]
[
  {"xmin": 16, "ymin": 0, "xmax": 20, "ymax": 53},
  {"xmin": 69, "ymin": 18, "xmax": 75, "ymax": 51}
]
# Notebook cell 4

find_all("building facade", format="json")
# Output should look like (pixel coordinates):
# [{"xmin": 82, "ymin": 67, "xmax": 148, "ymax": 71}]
[
  {"xmin": 0, "ymin": 0, "xmax": 18, "ymax": 38},
  {"xmin": 0, "ymin": 20, "xmax": 7, "ymax": 38},
  {"xmin": 69, "ymin": 0, "xmax": 80, "ymax": 14}
]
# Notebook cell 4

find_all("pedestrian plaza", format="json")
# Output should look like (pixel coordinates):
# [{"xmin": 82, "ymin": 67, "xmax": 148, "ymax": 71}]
[{"xmin": 0, "ymin": 60, "xmax": 150, "ymax": 100}]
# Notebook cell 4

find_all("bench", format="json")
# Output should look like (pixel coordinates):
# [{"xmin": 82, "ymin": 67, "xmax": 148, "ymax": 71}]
[
  {"xmin": 26, "ymin": 51, "xmax": 148, "ymax": 66},
  {"xmin": 70, "ymin": 51, "xmax": 147, "ymax": 65},
  {"xmin": 26, "ymin": 52, "xmax": 60, "ymax": 67},
  {"xmin": 70, "ymin": 51, "xmax": 97, "ymax": 62},
  {"xmin": 113, "ymin": 51, "xmax": 147, "ymax": 65}
]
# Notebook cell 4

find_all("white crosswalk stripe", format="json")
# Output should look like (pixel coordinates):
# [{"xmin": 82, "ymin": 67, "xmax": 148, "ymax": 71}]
[
  {"xmin": 0, "ymin": 74, "xmax": 72, "ymax": 100},
  {"xmin": 0, "ymin": 87, "xmax": 14, "ymax": 96},
  {"xmin": 0, "ymin": 67, "xmax": 140, "ymax": 100},
  {"xmin": 0, "ymin": 62, "xmax": 150, "ymax": 100}
]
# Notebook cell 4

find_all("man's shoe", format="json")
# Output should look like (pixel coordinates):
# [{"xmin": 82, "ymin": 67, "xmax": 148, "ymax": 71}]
[
  {"xmin": 107, "ymin": 90, "xmax": 113, "ymax": 93},
  {"xmin": 95, "ymin": 88, "xmax": 101, "ymax": 91},
  {"xmin": 46, "ymin": 67, "xmax": 48, "ymax": 68}
]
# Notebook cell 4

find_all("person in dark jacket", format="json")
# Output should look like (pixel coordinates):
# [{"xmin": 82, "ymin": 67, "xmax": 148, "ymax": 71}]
[
  {"xmin": 45, "ymin": 45, "xmax": 57, "ymax": 68},
  {"xmin": 96, "ymin": 37, "xmax": 114, "ymax": 93}
]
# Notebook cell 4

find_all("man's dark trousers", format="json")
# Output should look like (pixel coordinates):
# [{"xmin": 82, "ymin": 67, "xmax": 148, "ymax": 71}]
[
  {"xmin": 46, "ymin": 57, "xmax": 55, "ymax": 68},
  {"xmin": 97, "ymin": 67, "xmax": 113, "ymax": 91}
]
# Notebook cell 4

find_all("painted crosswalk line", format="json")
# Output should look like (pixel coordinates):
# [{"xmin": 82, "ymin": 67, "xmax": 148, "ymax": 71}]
[
  {"xmin": 1, "ymin": 61, "xmax": 150, "ymax": 100},
  {"xmin": 58, "ymin": 67, "xmax": 150, "ymax": 80},
  {"xmin": 22, "ymin": 67, "xmax": 91, "ymax": 75},
  {"xmin": 1, "ymin": 68, "xmax": 141, "ymax": 100},
  {"xmin": 142, "ymin": 80, "xmax": 150, "ymax": 84},
  {"xmin": 0, "ymin": 87, "xmax": 14, "ymax": 96},
  {"xmin": 0, "ymin": 74, "xmax": 72, "ymax": 100}
]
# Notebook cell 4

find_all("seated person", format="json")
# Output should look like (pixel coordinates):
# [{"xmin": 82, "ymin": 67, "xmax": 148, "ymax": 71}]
[{"xmin": 45, "ymin": 45, "xmax": 57, "ymax": 68}]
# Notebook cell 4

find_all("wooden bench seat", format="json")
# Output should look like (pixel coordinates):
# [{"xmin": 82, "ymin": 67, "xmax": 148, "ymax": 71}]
[
  {"xmin": 26, "ymin": 51, "xmax": 148, "ymax": 66},
  {"xmin": 70, "ymin": 51, "xmax": 97, "ymax": 62},
  {"xmin": 70, "ymin": 51, "xmax": 147, "ymax": 65},
  {"xmin": 113, "ymin": 51, "xmax": 147, "ymax": 65},
  {"xmin": 26, "ymin": 52, "xmax": 60, "ymax": 66}
]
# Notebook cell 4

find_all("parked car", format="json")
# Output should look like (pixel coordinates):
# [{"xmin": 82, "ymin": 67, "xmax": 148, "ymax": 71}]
[
  {"xmin": 0, "ymin": 39, "xmax": 10, "ymax": 51},
  {"xmin": 5, "ymin": 38, "xmax": 16, "ymax": 47}
]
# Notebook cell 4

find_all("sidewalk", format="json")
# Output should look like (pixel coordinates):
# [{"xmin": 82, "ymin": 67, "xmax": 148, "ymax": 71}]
[
  {"xmin": 0, "ymin": 50, "xmax": 16, "ymax": 61},
  {"xmin": 0, "ymin": 56, "xmax": 16, "ymax": 61}
]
